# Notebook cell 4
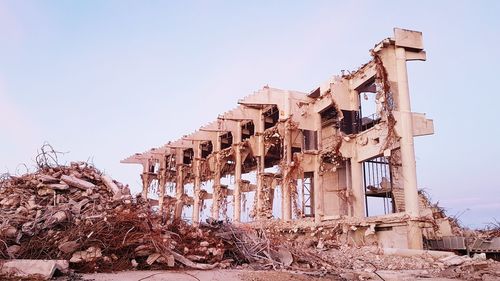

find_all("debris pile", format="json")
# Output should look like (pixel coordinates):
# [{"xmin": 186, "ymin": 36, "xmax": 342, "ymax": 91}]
[
  {"xmin": 0, "ymin": 162, "xmax": 227, "ymax": 274},
  {"xmin": 0, "ymin": 146, "xmax": 498, "ymax": 280},
  {"xmin": 217, "ymin": 223, "xmax": 500, "ymax": 280}
]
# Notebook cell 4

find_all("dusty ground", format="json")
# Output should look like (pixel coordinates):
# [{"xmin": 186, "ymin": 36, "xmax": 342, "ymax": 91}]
[
  {"xmin": 81, "ymin": 270, "xmax": 332, "ymax": 281},
  {"xmin": 79, "ymin": 269, "xmax": 464, "ymax": 281}
]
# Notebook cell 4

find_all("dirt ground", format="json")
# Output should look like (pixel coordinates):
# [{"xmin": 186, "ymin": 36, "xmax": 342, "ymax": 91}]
[{"xmin": 79, "ymin": 269, "xmax": 464, "ymax": 281}]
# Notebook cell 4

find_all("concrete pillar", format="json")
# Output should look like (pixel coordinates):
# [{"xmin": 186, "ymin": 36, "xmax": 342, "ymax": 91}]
[
  {"xmin": 350, "ymin": 159, "xmax": 365, "ymax": 218},
  {"xmin": 282, "ymin": 121, "xmax": 292, "ymax": 221},
  {"xmin": 313, "ymin": 112, "xmax": 323, "ymax": 223},
  {"xmin": 192, "ymin": 141, "xmax": 202, "ymax": 225},
  {"xmin": 174, "ymin": 149, "xmax": 184, "ymax": 220},
  {"xmin": 313, "ymin": 153, "xmax": 323, "ymax": 223},
  {"xmin": 233, "ymin": 122, "xmax": 242, "ymax": 222},
  {"xmin": 395, "ymin": 46, "xmax": 423, "ymax": 249},
  {"xmin": 141, "ymin": 160, "xmax": 150, "ymax": 200},
  {"xmin": 211, "ymin": 133, "xmax": 222, "ymax": 220},
  {"xmin": 157, "ymin": 158, "xmax": 167, "ymax": 220},
  {"xmin": 140, "ymin": 172, "xmax": 149, "ymax": 202},
  {"xmin": 256, "ymin": 109, "xmax": 265, "ymax": 219}
]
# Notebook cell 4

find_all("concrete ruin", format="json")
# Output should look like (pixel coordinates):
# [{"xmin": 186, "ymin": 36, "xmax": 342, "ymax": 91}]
[{"xmin": 122, "ymin": 28, "xmax": 435, "ymax": 250}]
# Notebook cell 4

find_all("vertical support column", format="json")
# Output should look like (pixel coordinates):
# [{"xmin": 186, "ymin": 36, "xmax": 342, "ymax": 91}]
[
  {"xmin": 158, "ymin": 157, "xmax": 167, "ymax": 220},
  {"xmin": 313, "ymin": 113, "xmax": 323, "ymax": 223},
  {"xmin": 174, "ymin": 149, "xmax": 184, "ymax": 220},
  {"xmin": 211, "ymin": 133, "xmax": 222, "ymax": 220},
  {"xmin": 282, "ymin": 120, "xmax": 292, "ymax": 221},
  {"xmin": 395, "ymin": 46, "xmax": 423, "ymax": 250},
  {"xmin": 256, "ymin": 109, "xmax": 265, "ymax": 219},
  {"xmin": 313, "ymin": 153, "xmax": 323, "ymax": 223},
  {"xmin": 141, "ymin": 159, "xmax": 150, "ymax": 201},
  {"xmin": 192, "ymin": 141, "xmax": 202, "ymax": 226},
  {"xmin": 140, "ymin": 173, "xmax": 149, "ymax": 202},
  {"xmin": 350, "ymin": 158, "xmax": 365, "ymax": 218},
  {"xmin": 233, "ymin": 122, "xmax": 242, "ymax": 222}
]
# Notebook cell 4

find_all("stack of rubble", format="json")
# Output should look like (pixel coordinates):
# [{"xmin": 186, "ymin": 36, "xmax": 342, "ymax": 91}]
[
  {"xmin": 0, "ymin": 157, "xmax": 498, "ymax": 280},
  {"xmin": 217, "ymin": 223, "xmax": 500, "ymax": 280},
  {"xmin": 0, "ymin": 162, "xmax": 227, "ymax": 274}
]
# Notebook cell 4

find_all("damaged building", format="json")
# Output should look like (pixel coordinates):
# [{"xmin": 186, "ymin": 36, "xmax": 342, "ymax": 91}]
[{"xmin": 122, "ymin": 28, "xmax": 438, "ymax": 250}]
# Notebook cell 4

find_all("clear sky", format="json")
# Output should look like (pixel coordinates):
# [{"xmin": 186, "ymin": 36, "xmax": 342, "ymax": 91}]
[{"xmin": 1, "ymin": 1, "xmax": 499, "ymax": 228}]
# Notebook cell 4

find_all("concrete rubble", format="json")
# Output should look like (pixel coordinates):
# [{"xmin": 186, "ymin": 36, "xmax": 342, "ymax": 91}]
[{"xmin": 0, "ymin": 160, "xmax": 499, "ymax": 280}]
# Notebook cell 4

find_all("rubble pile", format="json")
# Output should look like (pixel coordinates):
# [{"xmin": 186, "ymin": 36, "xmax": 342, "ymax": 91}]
[
  {"xmin": 0, "ymin": 155, "xmax": 498, "ymax": 280},
  {"xmin": 0, "ymin": 162, "xmax": 227, "ymax": 273},
  {"xmin": 215, "ymin": 223, "xmax": 500, "ymax": 280}
]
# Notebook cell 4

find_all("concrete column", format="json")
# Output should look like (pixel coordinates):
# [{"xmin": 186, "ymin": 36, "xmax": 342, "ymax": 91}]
[
  {"xmin": 350, "ymin": 158, "xmax": 365, "ymax": 218},
  {"xmin": 140, "ymin": 173, "xmax": 149, "ymax": 202},
  {"xmin": 395, "ymin": 47, "xmax": 423, "ymax": 249},
  {"xmin": 233, "ymin": 122, "xmax": 242, "ymax": 222},
  {"xmin": 313, "ymin": 153, "xmax": 323, "ymax": 223},
  {"xmin": 282, "ymin": 121, "xmax": 292, "ymax": 221},
  {"xmin": 174, "ymin": 149, "xmax": 184, "ymax": 220},
  {"xmin": 256, "ymin": 109, "xmax": 265, "ymax": 219},
  {"xmin": 192, "ymin": 141, "xmax": 202, "ymax": 225},
  {"xmin": 313, "ymin": 112, "xmax": 323, "ymax": 223},
  {"xmin": 211, "ymin": 133, "xmax": 222, "ymax": 220},
  {"xmin": 158, "ymin": 158, "xmax": 167, "ymax": 220},
  {"xmin": 141, "ymin": 160, "xmax": 150, "ymax": 200}
]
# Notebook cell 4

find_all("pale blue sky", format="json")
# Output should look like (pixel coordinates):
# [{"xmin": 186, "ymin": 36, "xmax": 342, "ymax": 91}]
[{"xmin": 1, "ymin": 1, "xmax": 499, "ymax": 227}]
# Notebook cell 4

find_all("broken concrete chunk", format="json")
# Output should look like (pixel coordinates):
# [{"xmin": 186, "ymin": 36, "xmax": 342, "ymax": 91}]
[
  {"xmin": 146, "ymin": 253, "xmax": 162, "ymax": 265},
  {"xmin": 6, "ymin": 244, "xmax": 21, "ymax": 257},
  {"xmin": 58, "ymin": 240, "xmax": 79, "ymax": 254},
  {"xmin": 155, "ymin": 255, "xmax": 175, "ymax": 267},
  {"xmin": 134, "ymin": 244, "xmax": 154, "ymax": 257},
  {"xmin": 70, "ymin": 198, "xmax": 89, "ymax": 215},
  {"xmin": 2, "ymin": 225, "xmax": 17, "ymax": 238},
  {"xmin": 43, "ymin": 210, "xmax": 68, "ymax": 228},
  {"xmin": 37, "ymin": 175, "xmax": 60, "ymax": 184},
  {"xmin": 163, "ymin": 255, "xmax": 176, "ymax": 267},
  {"xmin": 38, "ymin": 187, "xmax": 55, "ymax": 196},
  {"xmin": 47, "ymin": 183, "xmax": 70, "ymax": 190},
  {"xmin": 101, "ymin": 174, "xmax": 121, "ymax": 197},
  {"xmin": 70, "ymin": 246, "xmax": 102, "ymax": 263},
  {"xmin": 186, "ymin": 254, "xmax": 205, "ymax": 261},
  {"xmin": 0, "ymin": 259, "xmax": 69, "ymax": 280},
  {"xmin": 439, "ymin": 255, "xmax": 471, "ymax": 266},
  {"xmin": 276, "ymin": 247, "xmax": 293, "ymax": 267},
  {"xmin": 61, "ymin": 175, "xmax": 95, "ymax": 190},
  {"xmin": 316, "ymin": 238, "xmax": 325, "ymax": 250}
]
